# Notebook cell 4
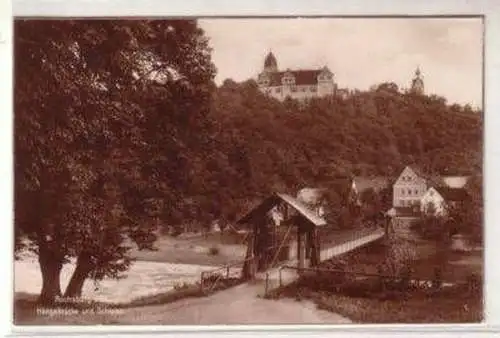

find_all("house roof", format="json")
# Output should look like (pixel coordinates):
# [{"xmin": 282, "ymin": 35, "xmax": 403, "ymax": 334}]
[
  {"xmin": 395, "ymin": 165, "xmax": 469, "ymax": 188},
  {"xmin": 435, "ymin": 187, "xmax": 470, "ymax": 202},
  {"xmin": 297, "ymin": 187, "xmax": 327, "ymax": 205},
  {"xmin": 395, "ymin": 165, "xmax": 428, "ymax": 182},
  {"xmin": 237, "ymin": 192, "xmax": 326, "ymax": 227},
  {"xmin": 267, "ymin": 69, "xmax": 324, "ymax": 86},
  {"xmin": 441, "ymin": 176, "xmax": 469, "ymax": 188},
  {"xmin": 277, "ymin": 193, "xmax": 327, "ymax": 226},
  {"xmin": 353, "ymin": 176, "xmax": 392, "ymax": 192},
  {"xmin": 297, "ymin": 177, "xmax": 354, "ymax": 206}
]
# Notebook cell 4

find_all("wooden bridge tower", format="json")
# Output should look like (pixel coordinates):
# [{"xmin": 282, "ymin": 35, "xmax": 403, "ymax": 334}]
[{"xmin": 237, "ymin": 193, "xmax": 326, "ymax": 279}]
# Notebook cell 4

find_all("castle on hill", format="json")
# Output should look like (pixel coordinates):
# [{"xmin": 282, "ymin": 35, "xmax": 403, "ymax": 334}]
[
  {"xmin": 256, "ymin": 51, "xmax": 425, "ymax": 101},
  {"xmin": 256, "ymin": 51, "xmax": 336, "ymax": 101}
]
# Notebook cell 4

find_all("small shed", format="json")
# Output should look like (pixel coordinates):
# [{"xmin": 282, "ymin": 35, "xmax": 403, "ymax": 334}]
[{"xmin": 237, "ymin": 193, "xmax": 326, "ymax": 278}]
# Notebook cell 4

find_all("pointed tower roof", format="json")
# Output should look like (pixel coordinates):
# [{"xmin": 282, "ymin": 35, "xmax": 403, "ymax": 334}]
[
  {"xmin": 411, "ymin": 66, "xmax": 424, "ymax": 94},
  {"xmin": 264, "ymin": 51, "xmax": 278, "ymax": 69},
  {"xmin": 415, "ymin": 66, "xmax": 421, "ymax": 77}
]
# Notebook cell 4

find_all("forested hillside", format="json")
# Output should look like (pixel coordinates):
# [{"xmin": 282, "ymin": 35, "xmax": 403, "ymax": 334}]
[{"xmin": 205, "ymin": 79, "xmax": 482, "ymax": 222}]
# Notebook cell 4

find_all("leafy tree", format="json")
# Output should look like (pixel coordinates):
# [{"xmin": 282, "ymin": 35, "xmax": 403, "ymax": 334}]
[
  {"xmin": 15, "ymin": 20, "xmax": 216, "ymax": 303},
  {"xmin": 447, "ymin": 174, "xmax": 483, "ymax": 244}
]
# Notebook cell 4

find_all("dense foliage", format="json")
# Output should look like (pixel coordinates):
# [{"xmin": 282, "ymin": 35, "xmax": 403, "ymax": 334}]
[
  {"xmin": 15, "ymin": 19, "xmax": 216, "ymax": 303},
  {"xmin": 411, "ymin": 174, "xmax": 483, "ymax": 244},
  {"xmin": 208, "ymin": 79, "xmax": 482, "ymax": 222}
]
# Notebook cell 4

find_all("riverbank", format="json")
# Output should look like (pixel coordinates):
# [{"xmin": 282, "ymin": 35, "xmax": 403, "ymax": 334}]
[{"xmin": 130, "ymin": 232, "xmax": 248, "ymax": 266}]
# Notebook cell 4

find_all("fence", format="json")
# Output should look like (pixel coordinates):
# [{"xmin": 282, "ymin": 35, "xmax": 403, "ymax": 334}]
[
  {"xmin": 199, "ymin": 237, "xmax": 294, "ymax": 295},
  {"xmin": 263, "ymin": 264, "xmax": 461, "ymax": 298},
  {"xmin": 199, "ymin": 257, "xmax": 255, "ymax": 294}
]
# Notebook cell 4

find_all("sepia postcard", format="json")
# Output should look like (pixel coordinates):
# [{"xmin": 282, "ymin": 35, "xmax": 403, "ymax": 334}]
[{"xmin": 12, "ymin": 15, "xmax": 486, "ymax": 329}]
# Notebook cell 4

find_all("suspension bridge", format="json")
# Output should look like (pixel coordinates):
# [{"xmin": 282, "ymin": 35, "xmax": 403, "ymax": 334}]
[{"xmin": 201, "ymin": 192, "xmax": 389, "ymax": 295}]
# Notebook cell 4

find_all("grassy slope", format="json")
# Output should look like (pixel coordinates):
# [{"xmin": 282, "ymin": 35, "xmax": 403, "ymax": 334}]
[
  {"xmin": 130, "ymin": 232, "xmax": 248, "ymax": 266},
  {"xmin": 315, "ymin": 287, "xmax": 482, "ymax": 323}
]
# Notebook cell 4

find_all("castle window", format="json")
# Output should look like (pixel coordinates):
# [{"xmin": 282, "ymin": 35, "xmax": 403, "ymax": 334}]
[{"xmin": 282, "ymin": 76, "xmax": 295, "ymax": 86}]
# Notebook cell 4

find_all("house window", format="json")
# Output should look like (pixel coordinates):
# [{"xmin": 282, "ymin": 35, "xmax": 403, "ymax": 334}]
[
  {"xmin": 408, "ymin": 189, "xmax": 412, "ymax": 195},
  {"xmin": 414, "ymin": 189, "xmax": 418, "ymax": 195},
  {"xmin": 301, "ymin": 87, "xmax": 306, "ymax": 92},
  {"xmin": 275, "ymin": 87, "xmax": 281, "ymax": 93},
  {"xmin": 401, "ymin": 189, "xmax": 405, "ymax": 195}
]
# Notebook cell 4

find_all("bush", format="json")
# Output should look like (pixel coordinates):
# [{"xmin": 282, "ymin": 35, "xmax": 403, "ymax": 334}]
[
  {"xmin": 378, "ymin": 238, "xmax": 417, "ymax": 276},
  {"xmin": 410, "ymin": 215, "xmax": 449, "ymax": 241},
  {"xmin": 173, "ymin": 282, "xmax": 191, "ymax": 291},
  {"xmin": 208, "ymin": 246, "xmax": 220, "ymax": 256}
]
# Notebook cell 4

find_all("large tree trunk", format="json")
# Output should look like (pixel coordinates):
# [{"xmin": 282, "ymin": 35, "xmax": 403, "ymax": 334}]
[
  {"xmin": 38, "ymin": 247, "xmax": 63, "ymax": 305},
  {"xmin": 64, "ymin": 253, "xmax": 92, "ymax": 298}
]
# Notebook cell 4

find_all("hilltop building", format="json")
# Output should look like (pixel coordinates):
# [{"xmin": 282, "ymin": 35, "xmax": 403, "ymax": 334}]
[
  {"xmin": 410, "ymin": 67, "xmax": 425, "ymax": 95},
  {"xmin": 256, "ymin": 51, "xmax": 337, "ymax": 101}
]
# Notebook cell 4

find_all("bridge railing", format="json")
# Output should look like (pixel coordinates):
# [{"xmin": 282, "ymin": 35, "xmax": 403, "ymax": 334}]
[{"xmin": 199, "ymin": 256, "xmax": 254, "ymax": 294}]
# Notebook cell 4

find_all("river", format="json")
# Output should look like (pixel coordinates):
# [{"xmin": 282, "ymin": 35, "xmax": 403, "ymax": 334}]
[{"xmin": 14, "ymin": 255, "xmax": 217, "ymax": 303}]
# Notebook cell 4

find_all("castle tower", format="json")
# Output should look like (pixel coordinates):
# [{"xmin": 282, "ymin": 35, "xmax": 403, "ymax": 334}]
[
  {"xmin": 263, "ymin": 51, "xmax": 278, "ymax": 73},
  {"xmin": 410, "ymin": 67, "xmax": 424, "ymax": 95}
]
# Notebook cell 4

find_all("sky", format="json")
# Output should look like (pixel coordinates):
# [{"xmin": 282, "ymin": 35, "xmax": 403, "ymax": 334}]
[{"xmin": 199, "ymin": 18, "xmax": 483, "ymax": 109}]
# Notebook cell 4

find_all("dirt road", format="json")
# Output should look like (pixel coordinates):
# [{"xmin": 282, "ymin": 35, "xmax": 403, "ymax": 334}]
[
  {"xmin": 18, "ymin": 278, "xmax": 351, "ymax": 325},
  {"xmin": 111, "ymin": 281, "xmax": 351, "ymax": 325}
]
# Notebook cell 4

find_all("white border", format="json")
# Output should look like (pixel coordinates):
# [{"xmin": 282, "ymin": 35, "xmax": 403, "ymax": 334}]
[
  {"xmin": 5, "ymin": 0, "xmax": 500, "ymax": 336},
  {"xmin": 1, "ymin": 0, "xmax": 13, "ymax": 336}
]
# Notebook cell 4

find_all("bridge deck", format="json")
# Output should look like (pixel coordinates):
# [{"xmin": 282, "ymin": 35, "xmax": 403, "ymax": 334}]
[{"xmin": 256, "ymin": 228, "xmax": 385, "ymax": 292}]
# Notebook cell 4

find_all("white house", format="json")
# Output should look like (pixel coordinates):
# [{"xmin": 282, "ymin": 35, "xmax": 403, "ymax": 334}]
[
  {"xmin": 420, "ymin": 187, "xmax": 447, "ymax": 216},
  {"xmin": 392, "ymin": 166, "xmax": 428, "ymax": 208},
  {"xmin": 420, "ymin": 186, "xmax": 470, "ymax": 216}
]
